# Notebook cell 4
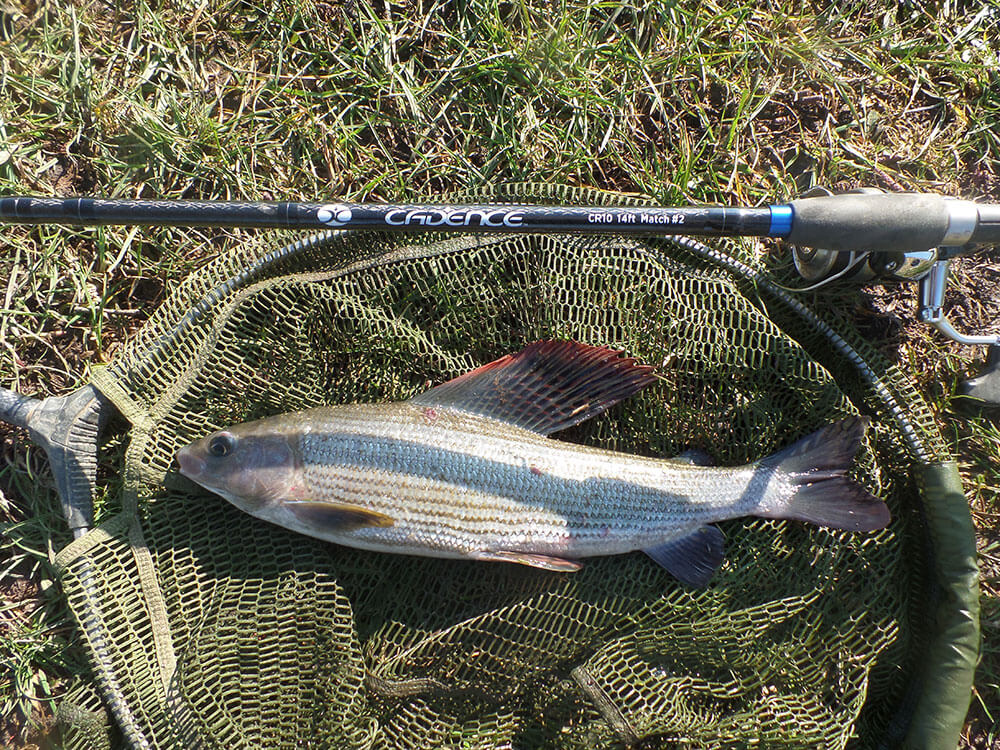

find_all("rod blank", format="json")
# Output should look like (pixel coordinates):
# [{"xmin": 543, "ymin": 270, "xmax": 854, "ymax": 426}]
[{"xmin": 0, "ymin": 196, "xmax": 780, "ymax": 237}]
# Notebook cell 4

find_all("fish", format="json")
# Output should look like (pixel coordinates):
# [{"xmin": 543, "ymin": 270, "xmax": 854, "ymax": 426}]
[{"xmin": 176, "ymin": 340, "xmax": 890, "ymax": 587}]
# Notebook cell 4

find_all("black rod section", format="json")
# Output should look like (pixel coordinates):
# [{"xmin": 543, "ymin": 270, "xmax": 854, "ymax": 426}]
[{"xmin": 0, "ymin": 196, "xmax": 777, "ymax": 237}]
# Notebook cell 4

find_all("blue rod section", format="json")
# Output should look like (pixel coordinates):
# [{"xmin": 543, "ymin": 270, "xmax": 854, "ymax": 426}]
[{"xmin": 768, "ymin": 205, "xmax": 794, "ymax": 238}]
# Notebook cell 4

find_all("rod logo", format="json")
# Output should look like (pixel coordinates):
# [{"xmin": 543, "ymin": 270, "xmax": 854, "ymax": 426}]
[
  {"xmin": 385, "ymin": 207, "xmax": 525, "ymax": 228},
  {"xmin": 317, "ymin": 204, "xmax": 353, "ymax": 227}
]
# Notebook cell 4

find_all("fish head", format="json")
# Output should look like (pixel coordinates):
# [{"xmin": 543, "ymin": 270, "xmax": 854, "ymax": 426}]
[{"xmin": 177, "ymin": 424, "xmax": 301, "ymax": 511}]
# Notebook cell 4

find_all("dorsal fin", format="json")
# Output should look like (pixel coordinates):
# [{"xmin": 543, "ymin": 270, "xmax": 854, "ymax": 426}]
[{"xmin": 410, "ymin": 340, "xmax": 657, "ymax": 435}]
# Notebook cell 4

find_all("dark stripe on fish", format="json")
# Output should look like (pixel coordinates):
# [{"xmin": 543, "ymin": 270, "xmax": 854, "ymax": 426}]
[{"xmin": 298, "ymin": 432, "xmax": 775, "ymax": 526}]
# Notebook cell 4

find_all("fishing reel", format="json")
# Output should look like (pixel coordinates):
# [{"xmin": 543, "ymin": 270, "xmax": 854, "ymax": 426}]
[{"xmin": 789, "ymin": 186, "xmax": 1000, "ymax": 409}]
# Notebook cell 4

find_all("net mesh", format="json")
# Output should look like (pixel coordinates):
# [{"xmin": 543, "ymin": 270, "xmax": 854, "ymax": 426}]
[
  {"xmin": 57, "ymin": 680, "xmax": 116, "ymax": 750},
  {"xmin": 53, "ymin": 186, "xmax": 946, "ymax": 748}
]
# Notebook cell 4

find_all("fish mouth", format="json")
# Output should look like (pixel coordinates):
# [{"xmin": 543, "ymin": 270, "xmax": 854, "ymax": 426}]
[{"xmin": 177, "ymin": 447, "xmax": 206, "ymax": 479}]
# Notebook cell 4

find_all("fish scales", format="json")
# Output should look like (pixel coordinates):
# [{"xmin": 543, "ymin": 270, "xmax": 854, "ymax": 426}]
[{"xmin": 291, "ymin": 403, "xmax": 771, "ymax": 558}]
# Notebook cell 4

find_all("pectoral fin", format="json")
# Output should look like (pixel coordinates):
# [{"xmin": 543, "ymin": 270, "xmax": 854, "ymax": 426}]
[
  {"xmin": 284, "ymin": 500, "xmax": 394, "ymax": 530},
  {"xmin": 472, "ymin": 550, "xmax": 582, "ymax": 572},
  {"xmin": 643, "ymin": 525, "xmax": 725, "ymax": 588}
]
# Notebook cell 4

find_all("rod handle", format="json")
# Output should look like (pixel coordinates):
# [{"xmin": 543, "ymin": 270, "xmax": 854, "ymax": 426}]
[
  {"xmin": 785, "ymin": 193, "xmax": 974, "ymax": 252},
  {"xmin": 970, "ymin": 203, "xmax": 1000, "ymax": 246}
]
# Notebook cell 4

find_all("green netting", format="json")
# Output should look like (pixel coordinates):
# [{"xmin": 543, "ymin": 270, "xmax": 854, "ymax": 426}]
[
  {"xmin": 52, "ymin": 185, "xmax": 968, "ymax": 748},
  {"xmin": 57, "ymin": 679, "xmax": 115, "ymax": 750}
]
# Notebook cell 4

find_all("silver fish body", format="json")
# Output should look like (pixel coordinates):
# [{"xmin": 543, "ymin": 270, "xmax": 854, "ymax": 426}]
[
  {"xmin": 177, "ymin": 341, "xmax": 889, "ymax": 585},
  {"xmin": 216, "ymin": 403, "xmax": 777, "ymax": 558}
]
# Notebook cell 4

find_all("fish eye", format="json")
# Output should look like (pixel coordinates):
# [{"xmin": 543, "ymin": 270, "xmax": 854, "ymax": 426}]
[{"xmin": 209, "ymin": 432, "xmax": 236, "ymax": 458}]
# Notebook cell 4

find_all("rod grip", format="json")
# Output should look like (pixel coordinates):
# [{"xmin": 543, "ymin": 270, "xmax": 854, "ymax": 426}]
[
  {"xmin": 786, "ymin": 193, "xmax": 953, "ymax": 252},
  {"xmin": 970, "ymin": 204, "xmax": 1000, "ymax": 246}
]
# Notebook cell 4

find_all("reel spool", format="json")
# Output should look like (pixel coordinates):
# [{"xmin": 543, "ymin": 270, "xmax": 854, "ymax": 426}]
[{"xmin": 792, "ymin": 243, "xmax": 939, "ymax": 285}]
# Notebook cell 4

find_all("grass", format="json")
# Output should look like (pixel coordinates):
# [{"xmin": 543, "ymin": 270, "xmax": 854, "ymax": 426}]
[{"xmin": 0, "ymin": 0, "xmax": 997, "ymax": 746}]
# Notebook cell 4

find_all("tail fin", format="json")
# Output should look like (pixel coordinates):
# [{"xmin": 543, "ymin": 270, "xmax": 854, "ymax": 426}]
[{"xmin": 755, "ymin": 418, "xmax": 890, "ymax": 532}]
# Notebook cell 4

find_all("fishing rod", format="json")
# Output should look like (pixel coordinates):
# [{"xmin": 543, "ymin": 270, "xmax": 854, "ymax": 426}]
[
  {"xmin": 4, "ymin": 189, "xmax": 1000, "ymax": 404},
  {"xmin": 2, "ymin": 191, "xmax": 999, "ymax": 250}
]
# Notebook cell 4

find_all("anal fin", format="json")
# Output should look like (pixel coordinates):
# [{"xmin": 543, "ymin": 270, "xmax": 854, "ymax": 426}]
[
  {"xmin": 643, "ymin": 525, "xmax": 725, "ymax": 588},
  {"xmin": 472, "ymin": 550, "xmax": 582, "ymax": 572},
  {"xmin": 283, "ymin": 500, "xmax": 394, "ymax": 530}
]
